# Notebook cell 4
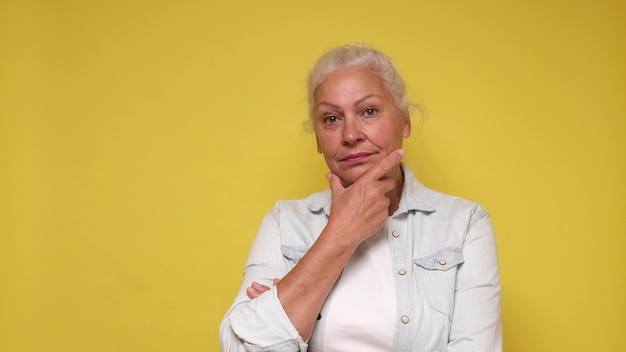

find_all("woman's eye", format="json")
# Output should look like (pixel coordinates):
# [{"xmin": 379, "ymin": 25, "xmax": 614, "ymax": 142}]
[
  {"xmin": 363, "ymin": 108, "xmax": 377, "ymax": 116},
  {"xmin": 323, "ymin": 115, "xmax": 338, "ymax": 124}
]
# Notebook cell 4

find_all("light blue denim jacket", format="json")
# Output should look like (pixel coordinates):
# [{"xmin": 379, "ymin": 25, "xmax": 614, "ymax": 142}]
[{"xmin": 220, "ymin": 166, "xmax": 502, "ymax": 352}]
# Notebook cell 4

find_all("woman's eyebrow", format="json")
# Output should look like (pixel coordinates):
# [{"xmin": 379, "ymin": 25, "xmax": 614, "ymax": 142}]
[
  {"xmin": 353, "ymin": 94, "xmax": 382, "ymax": 107},
  {"xmin": 315, "ymin": 101, "xmax": 341, "ymax": 110}
]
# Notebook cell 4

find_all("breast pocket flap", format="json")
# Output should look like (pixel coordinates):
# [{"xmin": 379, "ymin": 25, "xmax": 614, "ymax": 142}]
[{"xmin": 414, "ymin": 247, "xmax": 464, "ymax": 271}]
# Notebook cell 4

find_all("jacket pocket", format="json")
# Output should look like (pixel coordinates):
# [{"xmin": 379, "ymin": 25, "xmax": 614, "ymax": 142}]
[
  {"xmin": 280, "ymin": 245, "xmax": 307, "ymax": 271},
  {"xmin": 413, "ymin": 247, "xmax": 464, "ymax": 320}
]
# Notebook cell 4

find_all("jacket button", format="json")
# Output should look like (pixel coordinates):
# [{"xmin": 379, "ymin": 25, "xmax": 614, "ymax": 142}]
[
  {"xmin": 439, "ymin": 259, "xmax": 447, "ymax": 265},
  {"xmin": 401, "ymin": 315, "xmax": 410, "ymax": 324},
  {"xmin": 398, "ymin": 269, "xmax": 407, "ymax": 275},
  {"xmin": 392, "ymin": 231, "xmax": 400, "ymax": 238}
]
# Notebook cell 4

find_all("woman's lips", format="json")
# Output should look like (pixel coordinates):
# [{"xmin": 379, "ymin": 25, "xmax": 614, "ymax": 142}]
[{"xmin": 341, "ymin": 152, "xmax": 373, "ymax": 163}]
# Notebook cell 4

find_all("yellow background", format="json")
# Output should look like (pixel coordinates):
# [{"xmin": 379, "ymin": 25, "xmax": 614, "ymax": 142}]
[{"xmin": 1, "ymin": 0, "xmax": 624, "ymax": 351}]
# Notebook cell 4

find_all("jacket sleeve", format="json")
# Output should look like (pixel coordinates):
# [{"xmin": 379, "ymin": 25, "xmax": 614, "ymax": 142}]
[
  {"xmin": 219, "ymin": 205, "xmax": 308, "ymax": 352},
  {"xmin": 448, "ymin": 205, "xmax": 503, "ymax": 352}
]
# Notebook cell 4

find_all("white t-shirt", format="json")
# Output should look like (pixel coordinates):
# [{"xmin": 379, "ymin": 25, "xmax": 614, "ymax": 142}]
[{"xmin": 314, "ymin": 225, "xmax": 396, "ymax": 352}]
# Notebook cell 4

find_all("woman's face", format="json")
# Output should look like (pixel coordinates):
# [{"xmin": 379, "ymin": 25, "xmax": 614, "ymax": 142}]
[{"xmin": 313, "ymin": 67, "xmax": 411, "ymax": 186}]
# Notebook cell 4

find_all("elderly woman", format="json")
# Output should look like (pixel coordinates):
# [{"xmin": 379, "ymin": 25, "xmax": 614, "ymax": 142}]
[{"xmin": 220, "ymin": 43, "xmax": 502, "ymax": 352}]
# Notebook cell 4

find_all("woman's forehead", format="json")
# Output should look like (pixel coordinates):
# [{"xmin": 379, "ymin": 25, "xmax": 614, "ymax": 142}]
[{"xmin": 315, "ymin": 68, "xmax": 389, "ymax": 101}]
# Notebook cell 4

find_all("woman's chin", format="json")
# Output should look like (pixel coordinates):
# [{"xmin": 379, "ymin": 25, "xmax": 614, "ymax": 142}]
[{"xmin": 335, "ymin": 169, "xmax": 367, "ymax": 187}]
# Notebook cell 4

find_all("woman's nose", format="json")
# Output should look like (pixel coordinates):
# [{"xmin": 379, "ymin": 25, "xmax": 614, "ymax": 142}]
[{"xmin": 341, "ymin": 118, "xmax": 364, "ymax": 145}]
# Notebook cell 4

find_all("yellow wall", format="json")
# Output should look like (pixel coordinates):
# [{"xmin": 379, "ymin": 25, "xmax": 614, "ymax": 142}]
[{"xmin": 1, "ymin": 1, "xmax": 624, "ymax": 351}]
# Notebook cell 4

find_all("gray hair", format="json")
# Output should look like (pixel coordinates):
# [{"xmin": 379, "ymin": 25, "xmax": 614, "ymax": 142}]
[{"xmin": 306, "ymin": 43, "xmax": 412, "ymax": 131}]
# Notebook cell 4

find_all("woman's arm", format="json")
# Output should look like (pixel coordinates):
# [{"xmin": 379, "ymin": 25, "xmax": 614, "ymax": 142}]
[
  {"xmin": 219, "ymin": 207, "xmax": 301, "ymax": 352},
  {"xmin": 274, "ymin": 150, "xmax": 404, "ymax": 340},
  {"xmin": 448, "ymin": 206, "xmax": 502, "ymax": 351}
]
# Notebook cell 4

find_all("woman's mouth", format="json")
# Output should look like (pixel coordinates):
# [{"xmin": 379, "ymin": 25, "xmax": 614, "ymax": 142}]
[{"xmin": 341, "ymin": 152, "xmax": 373, "ymax": 163}]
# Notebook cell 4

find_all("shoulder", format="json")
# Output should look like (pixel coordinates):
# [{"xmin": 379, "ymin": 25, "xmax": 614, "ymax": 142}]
[
  {"xmin": 268, "ymin": 188, "xmax": 331, "ymax": 218},
  {"xmin": 264, "ymin": 189, "xmax": 331, "ymax": 246},
  {"xmin": 401, "ymin": 165, "xmax": 488, "ymax": 223}
]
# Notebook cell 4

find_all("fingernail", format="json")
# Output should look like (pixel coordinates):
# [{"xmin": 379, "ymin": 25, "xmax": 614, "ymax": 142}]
[
  {"xmin": 398, "ymin": 149, "xmax": 405, "ymax": 157},
  {"xmin": 326, "ymin": 172, "xmax": 333, "ymax": 181}
]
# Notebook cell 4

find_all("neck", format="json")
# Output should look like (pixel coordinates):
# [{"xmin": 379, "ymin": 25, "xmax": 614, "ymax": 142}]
[{"xmin": 387, "ymin": 166, "xmax": 404, "ymax": 215}]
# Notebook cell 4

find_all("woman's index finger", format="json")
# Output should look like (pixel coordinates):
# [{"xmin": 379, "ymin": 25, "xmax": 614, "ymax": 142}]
[{"xmin": 363, "ymin": 149, "xmax": 405, "ymax": 181}]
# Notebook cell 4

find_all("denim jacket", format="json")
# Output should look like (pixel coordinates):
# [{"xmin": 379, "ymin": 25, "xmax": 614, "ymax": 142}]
[{"xmin": 220, "ymin": 166, "xmax": 502, "ymax": 352}]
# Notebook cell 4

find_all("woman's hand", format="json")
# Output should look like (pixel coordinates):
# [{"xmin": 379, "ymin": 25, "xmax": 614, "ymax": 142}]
[
  {"xmin": 325, "ymin": 149, "xmax": 404, "ymax": 245},
  {"xmin": 246, "ymin": 279, "xmax": 279, "ymax": 299}
]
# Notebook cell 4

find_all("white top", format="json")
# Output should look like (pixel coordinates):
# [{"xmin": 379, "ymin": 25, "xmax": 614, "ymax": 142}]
[{"xmin": 312, "ymin": 225, "xmax": 396, "ymax": 352}]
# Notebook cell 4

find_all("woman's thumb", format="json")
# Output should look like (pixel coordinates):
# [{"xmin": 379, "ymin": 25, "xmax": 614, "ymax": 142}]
[{"xmin": 326, "ymin": 172, "xmax": 343, "ymax": 191}]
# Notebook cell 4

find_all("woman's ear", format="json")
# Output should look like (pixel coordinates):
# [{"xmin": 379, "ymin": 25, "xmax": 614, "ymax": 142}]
[
  {"xmin": 316, "ymin": 134, "xmax": 322, "ymax": 153},
  {"xmin": 403, "ymin": 114, "xmax": 412, "ymax": 138}
]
